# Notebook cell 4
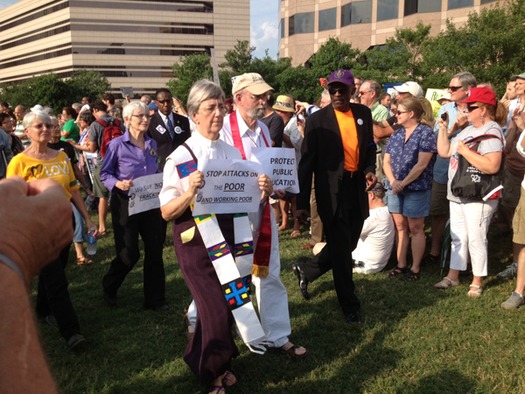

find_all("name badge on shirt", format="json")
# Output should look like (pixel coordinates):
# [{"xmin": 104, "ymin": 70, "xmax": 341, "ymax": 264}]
[{"xmin": 156, "ymin": 125, "xmax": 167, "ymax": 134}]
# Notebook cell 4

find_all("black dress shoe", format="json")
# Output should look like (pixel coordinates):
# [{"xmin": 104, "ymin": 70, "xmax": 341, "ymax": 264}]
[
  {"xmin": 345, "ymin": 311, "xmax": 361, "ymax": 324},
  {"xmin": 145, "ymin": 304, "xmax": 169, "ymax": 311},
  {"xmin": 103, "ymin": 291, "xmax": 117, "ymax": 307},
  {"xmin": 292, "ymin": 262, "xmax": 310, "ymax": 300}
]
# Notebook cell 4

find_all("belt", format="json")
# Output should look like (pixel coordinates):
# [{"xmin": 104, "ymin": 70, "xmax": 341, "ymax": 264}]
[{"xmin": 343, "ymin": 171, "xmax": 359, "ymax": 178}]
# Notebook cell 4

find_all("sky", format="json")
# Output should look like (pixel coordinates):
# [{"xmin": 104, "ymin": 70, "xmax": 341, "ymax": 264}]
[{"xmin": 0, "ymin": 0, "xmax": 280, "ymax": 59}]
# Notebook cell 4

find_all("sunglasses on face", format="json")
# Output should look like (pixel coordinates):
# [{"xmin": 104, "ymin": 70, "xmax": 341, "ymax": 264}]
[
  {"xmin": 448, "ymin": 86, "xmax": 463, "ymax": 92},
  {"xmin": 328, "ymin": 86, "xmax": 349, "ymax": 95},
  {"xmin": 466, "ymin": 105, "xmax": 480, "ymax": 112}
]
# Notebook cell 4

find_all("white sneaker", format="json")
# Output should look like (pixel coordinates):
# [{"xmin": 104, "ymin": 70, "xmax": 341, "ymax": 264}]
[{"xmin": 501, "ymin": 292, "xmax": 524, "ymax": 310}]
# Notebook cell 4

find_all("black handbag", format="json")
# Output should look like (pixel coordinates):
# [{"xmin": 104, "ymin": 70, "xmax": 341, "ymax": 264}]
[{"xmin": 450, "ymin": 134, "xmax": 503, "ymax": 201}]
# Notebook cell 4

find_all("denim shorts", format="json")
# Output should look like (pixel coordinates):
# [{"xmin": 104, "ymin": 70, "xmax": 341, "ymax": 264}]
[{"xmin": 387, "ymin": 189, "xmax": 431, "ymax": 218}]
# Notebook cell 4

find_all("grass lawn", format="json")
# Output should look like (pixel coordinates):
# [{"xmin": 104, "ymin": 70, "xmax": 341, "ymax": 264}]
[{"xmin": 35, "ymin": 217, "xmax": 525, "ymax": 393}]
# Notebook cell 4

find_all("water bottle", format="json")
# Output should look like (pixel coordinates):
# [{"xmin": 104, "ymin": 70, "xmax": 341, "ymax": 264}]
[{"xmin": 87, "ymin": 229, "xmax": 97, "ymax": 255}]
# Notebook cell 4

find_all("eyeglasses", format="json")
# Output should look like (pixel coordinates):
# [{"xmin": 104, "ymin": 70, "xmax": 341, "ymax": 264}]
[
  {"xmin": 131, "ymin": 114, "xmax": 151, "ymax": 120},
  {"xmin": 328, "ymin": 86, "xmax": 349, "ymax": 95},
  {"xmin": 200, "ymin": 105, "xmax": 227, "ymax": 114},
  {"xmin": 157, "ymin": 99, "xmax": 172, "ymax": 105},
  {"xmin": 466, "ymin": 105, "xmax": 480, "ymax": 112},
  {"xmin": 396, "ymin": 110, "xmax": 409, "ymax": 115},
  {"xmin": 244, "ymin": 93, "xmax": 267, "ymax": 102},
  {"xmin": 31, "ymin": 123, "xmax": 52, "ymax": 129},
  {"xmin": 448, "ymin": 86, "xmax": 463, "ymax": 92},
  {"xmin": 358, "ymin": 90, "xmax": 372, "ymax": 96}
]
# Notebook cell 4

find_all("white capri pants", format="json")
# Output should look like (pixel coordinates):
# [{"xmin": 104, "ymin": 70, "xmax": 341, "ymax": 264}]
[{"xmin": 449, "ymin": 199, "xmax": 498, "ymax": 277}]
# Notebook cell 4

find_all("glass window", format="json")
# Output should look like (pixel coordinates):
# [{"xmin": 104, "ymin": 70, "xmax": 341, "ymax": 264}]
[
  {"xmin": 319, "ymin": 8, "xmax": 336, "ymax": 31},
  {"xmin": 290, "ymin": 12, "xmax": 314, "ymax": 35},
  {"xmin": 280, "ymin": 18, "xmax": 284, "ymax": 38},
  {"xmin": 341, "ymin": 1, "xmax": 372, "ymax": 27},
  {"xmin": 404, "ymin": 0, "xmax": 441, "ymax": 16},
  {"xmin": 480, "ymin": 0, "xmax": 496, "ymax": 4},
  {"xmin": 448, "ymin": 0, "xmax": 473, "ymax": 10},
  {"xmin": 377, "ymin": 0, "xmax": 398, "ymax": 21}
]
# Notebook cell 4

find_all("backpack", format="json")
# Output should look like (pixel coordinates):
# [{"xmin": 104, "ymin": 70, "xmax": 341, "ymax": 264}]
[{"xmin": 97, "ymin": 117, "xmax": 123, "ymax": 158}]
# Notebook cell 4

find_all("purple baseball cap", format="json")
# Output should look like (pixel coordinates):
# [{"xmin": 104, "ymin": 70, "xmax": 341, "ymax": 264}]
[{"xmin": 327, "ymin": 69, "xmax": 355, "ymax": 86}]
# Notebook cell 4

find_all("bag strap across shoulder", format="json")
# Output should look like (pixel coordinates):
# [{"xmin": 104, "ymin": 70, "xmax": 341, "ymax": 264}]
[{"xmin": 463, "ymin": 133, "xmax": 503, "ymax": 146}]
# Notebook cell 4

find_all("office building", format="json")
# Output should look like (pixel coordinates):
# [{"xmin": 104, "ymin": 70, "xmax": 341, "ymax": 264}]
[
  {"xmin": 279, "ymin": 0, "xmax": 501, "ymax": 66},
  {"xmin": 0, "ymin": 0, "xmax": 249, "ymax": 96}
]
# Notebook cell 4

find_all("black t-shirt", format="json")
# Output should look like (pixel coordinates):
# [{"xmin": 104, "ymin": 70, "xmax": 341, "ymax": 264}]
[
  {"xmin": 48, "ymin": 140, "xmax": 78, "ymax": 165},
  {"xmin": 260, "ymin": 111, "xmax": 284, "ymax": 147}
]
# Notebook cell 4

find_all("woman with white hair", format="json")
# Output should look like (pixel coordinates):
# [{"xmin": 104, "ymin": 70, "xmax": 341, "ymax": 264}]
[{"xmin": 100, "ymin": 101, "xmax": 166, "ymax": 310}]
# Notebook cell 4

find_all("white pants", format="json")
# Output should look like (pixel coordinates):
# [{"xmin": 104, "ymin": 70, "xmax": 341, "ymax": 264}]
[
  {"xmin": 188, "ymin": 205, "xmax": 291, "ymax": 348},
  {"xmin": 449, "ymin": 200, "xmax": 498, "ymax": 277}
]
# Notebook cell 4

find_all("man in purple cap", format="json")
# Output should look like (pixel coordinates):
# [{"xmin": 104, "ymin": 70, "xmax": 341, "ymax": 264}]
[{"xmin": 294, "ymin": 69, "xmax": 377, "ymax": 323}]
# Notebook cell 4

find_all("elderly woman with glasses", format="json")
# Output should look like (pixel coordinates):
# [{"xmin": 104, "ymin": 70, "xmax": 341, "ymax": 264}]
[
  {"xmin": 6, "ymin": 110, "xmax": 96, "ymax": 350},
  {"xmin": 383, "ymin": 97, "xmax": 436, "ymax": 281},
  {"xmin": 100, "ymin": 101, "xmax": 166, "ymax": 310},
  {"xmin": 160, "ymin": 79, "xmax": 273, "ymax": 394},
  {"xmin": 434, "ymin": 87, "xmax": 506, "ymax": 297}
]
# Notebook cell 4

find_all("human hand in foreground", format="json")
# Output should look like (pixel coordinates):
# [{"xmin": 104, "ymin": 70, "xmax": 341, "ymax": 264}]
[{"xmin": 0, "ymin": 177, "xmax": 72, "ymax": 284}]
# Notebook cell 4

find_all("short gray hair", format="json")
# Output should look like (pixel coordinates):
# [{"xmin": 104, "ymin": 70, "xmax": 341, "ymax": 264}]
[
  {"xmin": 187, "ymin": 79, "xmax": 225, "ymax": 118},
  {"xmin": 122, "ymin": 101, "xmax": 149, "ymax": 120},
  {"xmin": 23, "ymin": 110, "xmax": 51, "ymax": 129},
  {"xmin": 453, "ymin": 72, "xmax": 477, "ymax": 90}
]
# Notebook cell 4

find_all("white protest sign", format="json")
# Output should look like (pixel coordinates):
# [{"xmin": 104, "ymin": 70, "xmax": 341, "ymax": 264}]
[
  {"xmin": 193, "ymin": 159, "xmax": 262, "ymax": 215},
  {"xmin": 128, "ymin": 173, "xmax": 163, "ymax": 216},
  {"xmin": 251, "ymin": 147, "xmax": 299, "ymax": 193}
]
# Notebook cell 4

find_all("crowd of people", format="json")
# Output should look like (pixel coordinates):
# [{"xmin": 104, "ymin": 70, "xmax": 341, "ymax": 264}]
[{"xmin": 2, "ymin": 68, "xmax": 525, "ymax": 393}]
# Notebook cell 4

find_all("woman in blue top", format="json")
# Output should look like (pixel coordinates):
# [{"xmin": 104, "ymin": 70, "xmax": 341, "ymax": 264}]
[
  {"xmin": 100, "ymin": 101, "xmax": 166, "ymax": 310},
  {"xmin": 383, "ymin": 97, "xmax": 437, "ymax": 281}
]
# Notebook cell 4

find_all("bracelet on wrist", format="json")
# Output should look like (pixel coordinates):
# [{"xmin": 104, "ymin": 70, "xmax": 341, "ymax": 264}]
[{"xmin": 0, "ymin": 252, "xmax": 25, "ymax": 284}]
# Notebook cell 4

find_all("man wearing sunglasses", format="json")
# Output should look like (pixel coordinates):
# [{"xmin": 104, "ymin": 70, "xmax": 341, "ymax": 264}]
[
  {"xmin": 294, "ymin": 69, "xmax": 377, "ymax": 324},
  {"xmin": 148, "ymin": 88, "xmax": 190, "ymax": 171},
  {"xmin": 426, "ymin": 72, "xmax": 476, "ymax": 267}
]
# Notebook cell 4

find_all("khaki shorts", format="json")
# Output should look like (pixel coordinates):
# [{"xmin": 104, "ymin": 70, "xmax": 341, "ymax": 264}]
[
  {"xmin": 429, "ymin": 181, "xmax": 449, "ymax": 216},
  {"xmin": 513, "ymin": 188, "xmax": 525, "ymax": 245},
  {"xmin": 92, "ymin": 162, "xmax": 109, "ymax": 199},
  {"xmin": 501, "ymin": 170, "xmax": 522, "ymax": 209}
]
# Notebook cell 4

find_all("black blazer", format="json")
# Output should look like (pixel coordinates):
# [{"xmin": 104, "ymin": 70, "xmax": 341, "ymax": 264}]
[
  {"xmin": 297, "ymin": 103, "xmax": 376, "ymax": 226},
  {"xmin": 148, "ymin": 111, "xmax": 190, "ymax": 171}
]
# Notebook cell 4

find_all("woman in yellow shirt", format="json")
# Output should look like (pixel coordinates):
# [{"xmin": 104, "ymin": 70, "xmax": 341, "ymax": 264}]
[{"xmin": 7, "ymin": 110, "xmax": 96, "ymax": 350}]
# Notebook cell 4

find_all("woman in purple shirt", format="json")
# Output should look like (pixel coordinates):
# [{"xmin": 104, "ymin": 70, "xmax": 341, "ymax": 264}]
[
  {"xmin": 383, "ymin": 97, "xmax": 436, "ymax": 281},
  {"xmin": 100, "ymin": 101, "xmax": 166, "ymax": 310}
]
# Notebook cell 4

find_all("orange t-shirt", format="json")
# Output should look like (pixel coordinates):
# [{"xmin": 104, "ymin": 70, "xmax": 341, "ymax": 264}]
[{"xmin": 334, "ymin": 108, "xmax": 359, "ymax": 171}]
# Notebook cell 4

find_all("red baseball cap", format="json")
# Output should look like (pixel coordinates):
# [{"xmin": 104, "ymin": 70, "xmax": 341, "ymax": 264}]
[{"xmin": 462, "ymin": 86, "xmax": 497, "ymax": 106}]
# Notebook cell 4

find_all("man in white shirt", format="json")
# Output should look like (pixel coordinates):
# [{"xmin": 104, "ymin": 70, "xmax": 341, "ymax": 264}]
[{"xmin": 220, "ymin": 73, "xmax": 307, "ymax": 358}]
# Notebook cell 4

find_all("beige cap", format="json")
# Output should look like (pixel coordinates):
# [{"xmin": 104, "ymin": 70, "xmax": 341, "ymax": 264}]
[
  {"xmin": 273, "ymin": 95, "xmax": 295, "ymax": 113},
  {"xmin": 232, "ymin": 73, "xmax": 273, "ymax": 95}
]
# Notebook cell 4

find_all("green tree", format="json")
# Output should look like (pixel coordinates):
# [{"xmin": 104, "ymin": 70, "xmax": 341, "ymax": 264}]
[
  {"xmin": 65, "ymin": 70, "xmax": 111, "ymax": 102},
  {"xmin": 420, "ymin": 0, "xmax": 525, "ymax": 95},
  {"xmin": 307, "ymin": 37, "xmax": 361, "ymax": 80},
  {"xmin": 168, "ymin": 53, "xmax": 213, "ymax": 103}
]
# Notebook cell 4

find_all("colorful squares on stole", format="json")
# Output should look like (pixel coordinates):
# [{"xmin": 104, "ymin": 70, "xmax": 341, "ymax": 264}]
[
  {"xmin": 222, "ymin": 278, "xmax": 250, "ymax": 309},
  {"xmin": 176, "ymin": 159, "xmax": 197, "ymax": 178}
]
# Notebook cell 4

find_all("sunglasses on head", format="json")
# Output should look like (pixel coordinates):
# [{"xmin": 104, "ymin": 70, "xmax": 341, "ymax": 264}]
[{"xmin": 328, "ymin": 86, "xmax": 349, "ymax": 95}]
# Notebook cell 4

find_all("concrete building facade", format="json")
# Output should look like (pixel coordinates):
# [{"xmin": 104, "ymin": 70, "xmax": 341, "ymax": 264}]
[
  {"xmin": 279, "ymin": 0, "xmax": 500, "ymax": 66},
  {"xmin": 0, "ymin": 0, "xmax": 249, "ymax": 96}
]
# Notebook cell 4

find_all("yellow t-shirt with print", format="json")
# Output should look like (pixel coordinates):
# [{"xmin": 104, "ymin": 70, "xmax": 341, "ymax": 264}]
[{"xmin": 7, "ymin": 151, "xmax": 79, "ymax": 200}]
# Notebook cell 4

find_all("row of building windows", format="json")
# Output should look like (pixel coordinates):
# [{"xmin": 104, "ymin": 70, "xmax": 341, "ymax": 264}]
[
  {"xmin": 1, "ymin": 19, "xmax": 214, "ymax": 52},
  {"xmin": 1, "ymin": 0, "xmax": 213, "ymax": 32},
  {"xmin": 1, "ymin": 44, "xmax": 212, "ymax": 70},
  {"xmin": 285, "ymin": 0, "xmax": 496, "ymax": 36}
]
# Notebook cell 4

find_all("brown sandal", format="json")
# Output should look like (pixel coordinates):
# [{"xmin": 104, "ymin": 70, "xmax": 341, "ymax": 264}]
[
  {"xmin": 77, "ymin": 256, "xmax": 93, "ymax": 266},
  {"xmin": 281, "ymin": 342, "xmax": 307, "ymax": 358}
]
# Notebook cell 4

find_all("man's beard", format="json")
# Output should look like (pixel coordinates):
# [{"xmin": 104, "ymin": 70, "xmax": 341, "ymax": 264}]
[{"xmin": 252, "ymin": 106, "xmax": 266, "ymax": 120}]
